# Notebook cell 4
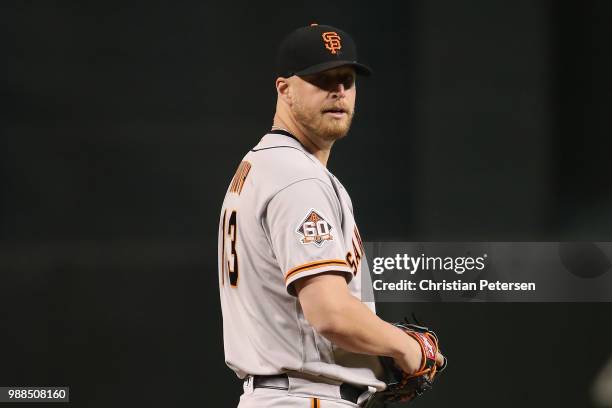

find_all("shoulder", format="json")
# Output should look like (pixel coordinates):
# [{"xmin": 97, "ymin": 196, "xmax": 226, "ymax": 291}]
[{"xmin": 246, "ymin": 142, "xmax": 332, "ymax": 195}]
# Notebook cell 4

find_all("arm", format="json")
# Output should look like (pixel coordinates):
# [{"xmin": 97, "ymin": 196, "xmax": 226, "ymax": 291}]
[{"xmin": 294, "ymin": 273, "xmax": 429, "ymax": 374}]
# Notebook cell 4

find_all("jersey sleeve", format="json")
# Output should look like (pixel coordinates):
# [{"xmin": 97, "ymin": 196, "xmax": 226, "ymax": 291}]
[{"xmin": 265, "ymin": 178, "xmax": 353, "ymax": 296}]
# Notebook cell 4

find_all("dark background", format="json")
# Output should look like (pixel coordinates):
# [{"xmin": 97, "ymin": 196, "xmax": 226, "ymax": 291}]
[{"xmin": 2, "ymin": 1, "xmax": 612, "ymax": 407}]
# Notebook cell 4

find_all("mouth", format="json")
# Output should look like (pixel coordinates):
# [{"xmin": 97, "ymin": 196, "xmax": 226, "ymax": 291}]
[{"xmin": 322, "ymin": 107, "xmax": 348, "ymax": 118}]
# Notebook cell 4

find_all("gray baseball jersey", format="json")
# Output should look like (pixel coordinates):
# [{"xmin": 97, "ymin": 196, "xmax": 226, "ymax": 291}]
[{"xmin": 218, "ymin": 129, "xmax": 384, "ymax": 390}]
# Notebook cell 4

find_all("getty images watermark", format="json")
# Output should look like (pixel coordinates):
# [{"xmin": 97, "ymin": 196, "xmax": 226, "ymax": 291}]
[
  {"xmin": 360, "ymin": 242, "xmax": 612, "ymax": 302},
  {"xmin": 370, "ymin": 252, "xmax": 534, "ymax": 292}
]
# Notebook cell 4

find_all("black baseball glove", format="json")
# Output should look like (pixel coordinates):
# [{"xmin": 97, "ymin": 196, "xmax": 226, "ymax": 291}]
[{"xmin": 365, "ymin": 320, "xmax": 447, "ymax": 407}]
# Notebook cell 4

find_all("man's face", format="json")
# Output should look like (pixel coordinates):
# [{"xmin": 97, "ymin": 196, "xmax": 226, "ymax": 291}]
[{"xmin": 288, "ymin": 66, "xmax": 357, "ymax": 141}]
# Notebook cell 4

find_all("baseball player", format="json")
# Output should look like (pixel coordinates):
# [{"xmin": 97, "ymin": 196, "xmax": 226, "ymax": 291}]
[{"xmin": 218, "ymin": 24, "xmax": 444, "ymax": 407}]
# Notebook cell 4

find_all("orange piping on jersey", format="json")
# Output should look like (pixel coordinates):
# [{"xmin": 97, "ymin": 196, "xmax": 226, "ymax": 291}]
[
  {"xmin": 284, "ymin": 259, "xmax": 348, "ymax": 282},
  {"xmin": 311, "ymin": 397, "xmax": 320, "ymax": 408}
]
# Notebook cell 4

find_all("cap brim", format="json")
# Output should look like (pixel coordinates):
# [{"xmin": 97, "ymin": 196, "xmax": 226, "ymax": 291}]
[{"xmin": 293, "ymin": 60, "xmax": 372, "ymax": 77}]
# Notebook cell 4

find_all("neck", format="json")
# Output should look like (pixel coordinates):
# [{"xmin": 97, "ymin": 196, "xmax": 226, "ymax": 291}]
[{"xmin": 272, "ymin": 113, "xmax": 332, "ymax": 167}]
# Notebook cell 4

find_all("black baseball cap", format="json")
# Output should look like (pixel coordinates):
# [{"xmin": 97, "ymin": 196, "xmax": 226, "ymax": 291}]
[{"xmin": 276, "ymin": 24, "xmax": 372, "ymax": 78}]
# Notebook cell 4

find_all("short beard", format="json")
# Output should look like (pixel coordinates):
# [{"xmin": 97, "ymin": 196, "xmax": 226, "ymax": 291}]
[{"xmin": 291, "ymin": 97, "xmax": 354, "ymax": 142}]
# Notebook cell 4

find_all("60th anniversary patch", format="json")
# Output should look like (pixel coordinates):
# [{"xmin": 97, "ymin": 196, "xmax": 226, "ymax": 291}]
[{"xmin": 296, "ymin": 209, "xmax": 334, "ymax": 247}]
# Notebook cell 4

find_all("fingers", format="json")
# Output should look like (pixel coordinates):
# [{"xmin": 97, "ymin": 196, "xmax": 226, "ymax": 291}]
[{"xmin": 435, "ymin": 351, "xmax": 445, "ymax": 367}]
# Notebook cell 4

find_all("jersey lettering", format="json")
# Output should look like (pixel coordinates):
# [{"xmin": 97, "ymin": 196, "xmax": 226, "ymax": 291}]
[
  {"xmin": 346, "ymin": 226, "xmax": 365, "ymax": 275},
  {"xmin": 221, "ymin": 209, "xmax": 239, "ymax": 287},
  {"xmin": 229, "ymin": 161, "xmax": 252, "ymax": 195}
]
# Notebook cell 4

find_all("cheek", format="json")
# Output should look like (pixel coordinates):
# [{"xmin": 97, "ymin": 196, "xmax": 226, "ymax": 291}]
[
  {"xmin": 304, "ymin": 95, "xmax": 326, "ymax": 114},
  {"xmin": 301, "ymin": 85, "xmax": 327, "ymax": 109},
  {"xmin": 348, "ymin": 89, "xmax": 357, "ymax": 107}
]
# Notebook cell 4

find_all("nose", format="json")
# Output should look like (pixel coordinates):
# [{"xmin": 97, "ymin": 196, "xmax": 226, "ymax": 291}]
[{"xmin": 330, "ymin": 82, "xmax": 346, "ymax": 98}]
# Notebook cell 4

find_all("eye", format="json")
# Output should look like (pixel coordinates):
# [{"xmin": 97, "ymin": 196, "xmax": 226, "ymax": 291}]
[
  {"xmin": 305, "ymin": 75, "xmax": 331, "ymax": 90},
  {"xmin": 342, "ymin": 75, "xmax": 355, "ymax": 89},
  {"xmin": 303, "ymin": 72, "xmax": 355, "ymax": 91}
]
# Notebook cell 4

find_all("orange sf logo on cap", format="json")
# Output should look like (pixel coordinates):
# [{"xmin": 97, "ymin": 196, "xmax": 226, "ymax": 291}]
[{"xmin": 322, "ymin": 32, "xmax": 341, "ymax": 54}]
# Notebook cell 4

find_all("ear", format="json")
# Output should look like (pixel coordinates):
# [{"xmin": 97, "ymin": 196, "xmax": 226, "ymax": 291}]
[{"xmin": 276, "ymin": 77, "xmax": 292, "ymax": 105}]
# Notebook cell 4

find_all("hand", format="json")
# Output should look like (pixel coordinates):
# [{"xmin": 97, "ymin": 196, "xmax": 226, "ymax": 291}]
[
  {"xmin": 392, "ymin": 332, "xmax": 446, "ymax": 374},
  {"xmin": 392, "ymin": 334, "xmax": 423, "ymax": 374}
]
